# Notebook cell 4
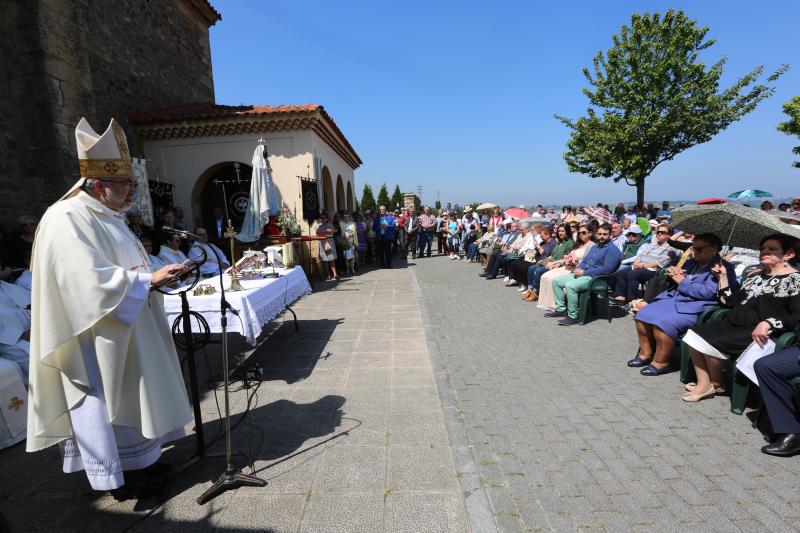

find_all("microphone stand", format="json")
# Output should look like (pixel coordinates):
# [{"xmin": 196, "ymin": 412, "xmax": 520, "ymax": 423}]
[{"xmin": 165, "ymin": 228, "xmax": 266, "ymax": 504}]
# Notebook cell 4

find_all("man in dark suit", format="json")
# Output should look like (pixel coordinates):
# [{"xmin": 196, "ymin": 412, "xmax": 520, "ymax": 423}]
[{"xmin": 754, "ymin": 345, "xmax": 800, "ymax": 456}]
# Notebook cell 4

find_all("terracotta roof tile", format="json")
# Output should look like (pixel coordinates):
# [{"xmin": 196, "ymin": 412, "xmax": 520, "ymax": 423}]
[
  {"xmin": 129, "ymin": 102, "xmax": 362, "ymax": 169},
  {"xmin": 129, "ymin": 102, "xmax": 320, "ymax": 124}
]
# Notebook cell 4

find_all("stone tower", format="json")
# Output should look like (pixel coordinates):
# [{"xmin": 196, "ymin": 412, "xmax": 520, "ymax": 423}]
[{"xmin": 0, "ymin": 0, "xmax": 220, "ymax": 227}]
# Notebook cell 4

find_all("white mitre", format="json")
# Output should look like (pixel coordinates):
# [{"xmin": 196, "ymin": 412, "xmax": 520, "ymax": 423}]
[{"xmin": 60, "ymin": 117, "xmax": 134, "ymax": 201}]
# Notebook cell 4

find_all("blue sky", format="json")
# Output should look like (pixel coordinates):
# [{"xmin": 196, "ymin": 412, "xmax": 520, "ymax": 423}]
[{"xmin": 210, "ymin": 0, "xmax": 800, "ymax": 207}]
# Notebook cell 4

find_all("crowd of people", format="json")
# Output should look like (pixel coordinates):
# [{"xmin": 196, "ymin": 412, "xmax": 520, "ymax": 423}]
[
  {"xmin": 406, "ymin": 198, "xmax": 800, "ymax": 457},
  {"xmin": 4, "ymin": 193, "xmax": 800, "ymax": 461}
]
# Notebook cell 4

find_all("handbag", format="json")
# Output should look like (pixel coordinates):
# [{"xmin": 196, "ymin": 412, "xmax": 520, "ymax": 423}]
[{"xmin": 323, "ymin": 241, "xmax": 332, "ymax": 253}]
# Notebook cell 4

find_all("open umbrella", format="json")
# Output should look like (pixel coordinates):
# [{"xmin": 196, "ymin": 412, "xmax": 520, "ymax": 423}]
[
  {"xmin": 504, "ymin": 207, "xmax": 530, "ymax": 219},
  {"xmin": 697, "ymin": 198, "xmax": 726, "ymax": 205},
  {"xmin": 521, "ymin": 215, "xmax": 549, "ymax": 224},
  {"xmin": 672, "ymin": 202, "xmax": 800, "ymax": 249},
  {"xmin": 768, "ymin": 209, "xmax": 800, "ymax": 225},
  {"xmin": 728, "ymin": 189, "xmax": 772, "ymax": 199},
  {"xmin": 582, "ymin": 206, "xmax": 616, "ymax": 225},
  {"xmin": 238, "ymin": 144, "xmax": 281, "ymax": 242},
  {"xmin": 475, "ymin": 202, "xmax": 497, "ymax": 210}
]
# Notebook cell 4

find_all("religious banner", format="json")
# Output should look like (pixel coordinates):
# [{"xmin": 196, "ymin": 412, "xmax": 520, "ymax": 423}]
[
  {"xmin": 301, "ymin": 179, "xmax": 320, "ymax": 223},
  {"xmin": 148, "ymin": 180, "xmax": 174, "ymax": 222},
  {"xmin": 130, "ymin": 158, "xmax": 155, "ymax": 226}
]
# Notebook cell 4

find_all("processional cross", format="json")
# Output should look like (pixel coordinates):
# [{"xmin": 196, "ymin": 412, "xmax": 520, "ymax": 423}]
[{"xmin": 224, "ymin": 219, "xmax": 244, "ymax": 291}]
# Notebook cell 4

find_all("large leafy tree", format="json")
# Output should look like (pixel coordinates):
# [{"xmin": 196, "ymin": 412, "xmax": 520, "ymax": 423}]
[
  {"xmin": 360, "ymin": 183, "xmax": 376, "ymax": 213},
  {"xmin": 390, "ymin": 185, "xmax": 404, "ymax": 211},
  {"xmin": 556, "ymin": 9, "xmax": 787, "ymax": 206},
  {"xmin": 376, "ymin": 183, "xmax": 391, "ymax": 208},
  {"xmin": 778, "ymin": 96, "xmax": 800, "ymax": 168}
]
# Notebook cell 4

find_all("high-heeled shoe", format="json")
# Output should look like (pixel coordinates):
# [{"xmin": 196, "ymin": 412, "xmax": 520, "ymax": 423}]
[{"xmin": 681, "ymin": 387, "xmax": 715, "ymax": 402}]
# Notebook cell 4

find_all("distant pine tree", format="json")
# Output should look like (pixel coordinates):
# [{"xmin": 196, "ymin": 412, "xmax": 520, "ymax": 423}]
[
  {"xmin": 391, "ymin": 185, "xmax": 404, "ymax": 211},
  {"xmin": 360, "ymin": 184, "xmax": 376, "ymax": 213},
  {"xmin": 377, "ymin": 183, "xmax": 391, "ymax": 208}
]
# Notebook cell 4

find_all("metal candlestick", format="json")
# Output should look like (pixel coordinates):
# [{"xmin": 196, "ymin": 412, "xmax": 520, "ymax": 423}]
[{"xmin": 225, "ymin": 219, "xmax": 244, "ymax": 291}]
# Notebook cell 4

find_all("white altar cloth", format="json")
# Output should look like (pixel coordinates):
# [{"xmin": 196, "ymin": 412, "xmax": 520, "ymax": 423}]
[{"xmin": 162, "ymin": 267, "xmax": 311, "ymax": 345}]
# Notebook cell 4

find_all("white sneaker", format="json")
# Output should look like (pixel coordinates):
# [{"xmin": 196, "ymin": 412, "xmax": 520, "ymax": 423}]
[
  {"xmin": 503, "ymin": 276, "xmax": 510, "ymax": 283},
  {"xmin": 517, "ymin": 286, "xmax": 527, "ymax": 292},
  {"xmin": 506, "ymin": 280, "xmax": 518, "ymax": 287},
  {"xmin": 450, "ymin": 255, "xmax": 457, "ymax": 260}
]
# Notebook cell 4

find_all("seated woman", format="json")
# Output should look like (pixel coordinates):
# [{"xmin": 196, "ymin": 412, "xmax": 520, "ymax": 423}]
[
  {"xmin": 626, "ymin": 233, "xmax": 736, "ymax": 376},
  {"xmin": 523, "ymin": 223, "xmax": 574, "ymax": 301},
  {"xmin": 536, "ymin": 224, "xmax": 594, "ymax": 311},
  {"xmin": 465, "ymin": 229, "xmax": 495, "ymax": 263},
  {"xmin": 681, "ymin": 234, "xmax": 800, "ymax": 401}
]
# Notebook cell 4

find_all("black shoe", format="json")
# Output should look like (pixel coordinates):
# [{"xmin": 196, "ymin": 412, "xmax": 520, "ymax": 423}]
[
  {"xmin": 109, "ymin": 473, "xmax": 167, "ymax": 501},
  {"xmin": 478, "ymin": 272, "xmax": 488, "ymax": 277},
  {"xmin": 486, "ymin": 275, "xmax": 496, "ymax": 280},
  {"xmin": 627, "ymin": 356, "xmax": 652, "ymax": 367},
  {"xmin": 140, "ymin": 461, "xmax": 172, "ymax": 478},
  {"xmin": 544, "ymin": 310, "xmax": 567, "ymax": 318},
  {"xmin": 762, "ymin": 433, "xmax": 800, "ymax": 456},
  {"xmin": 640, "ymin": 364, "xmax": 671, "ymax": 376},
  {"xmin": 557, "ymin": 317, "xmax": 579, "ymax": 326}
]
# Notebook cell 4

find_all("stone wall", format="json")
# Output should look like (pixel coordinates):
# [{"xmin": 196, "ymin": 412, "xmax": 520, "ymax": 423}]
[{"xmin": 0, "ymin": 0, "xmax": 217, "ymax": 230}]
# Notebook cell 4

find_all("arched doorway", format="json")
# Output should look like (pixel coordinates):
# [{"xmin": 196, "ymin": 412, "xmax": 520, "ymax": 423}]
[
  {"xmin": 192, "ymin": 161, "xmax": 253, "ymax": 236},
  {"xmin": 336, "ymin": 175, "xmax": 345, "ymax": 212},
  {"xmin": 346, "ymin": 181, "xmax": 354, "ymax": 212},
  {"xmin": 321, "ymin": 166, "xmax": 334, "ymax": 213}
]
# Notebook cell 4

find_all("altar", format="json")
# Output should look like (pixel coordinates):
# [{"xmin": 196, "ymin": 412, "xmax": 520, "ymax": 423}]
[{"xmin": 162, "ymin": 267, "xmax": 312, "ymax": 345}]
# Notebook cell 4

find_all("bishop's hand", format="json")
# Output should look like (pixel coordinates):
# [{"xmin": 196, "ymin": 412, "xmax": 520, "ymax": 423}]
[{"xmin": 152, "ymin": 264, "xmax": 189, "ymax": 287}]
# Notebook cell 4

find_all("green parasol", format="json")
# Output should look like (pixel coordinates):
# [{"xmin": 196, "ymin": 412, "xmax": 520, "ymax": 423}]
[{"xmin": 672, "ymin": 202, "xmax": 800, "ymax": 249}]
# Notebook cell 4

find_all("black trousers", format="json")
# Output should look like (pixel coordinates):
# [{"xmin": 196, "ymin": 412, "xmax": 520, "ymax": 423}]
[
  {"xmin": 614, "ymin": 268, "xmax": 656, "ymax": 300},
  {"xmin": 754, "ymin": 346, "xmax": 800, "ymax": 433},
  {"xmin": 508, "ymin": 259, "xmax": 534, "ymax": 285},
  {"xmin": 485, "ymin": 251, "xmax": 509, "ymax": 278},
  {"xmin": 375, "ymin": 239, "xmax": 392, "ymax": 267}
]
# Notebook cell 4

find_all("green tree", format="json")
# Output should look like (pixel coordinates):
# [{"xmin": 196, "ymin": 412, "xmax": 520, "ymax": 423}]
[
  {"xmin": 556, "ymin": 9, "xmax": 787, "ymax": 206},
  {"xmin": 434, "ymin": 200, "xmax": 441, "ymax": 211},
  {"xmin": 413, "ymin": 195, "xmax": 422, "ymax": 211},
  {"xmin": 376, "ymin": 183, "xmax": 391, "ymax": 208},
  {"xmin": 778, "ymin": 95, "xmax": 800, "ymax": 168},
  {"xmin": 360, "ymin": 183, "xmax": 376, "ymax": 213},
  {"xmin": 390, "ymin": 185, "xmax": 404, "ymax": 210}
]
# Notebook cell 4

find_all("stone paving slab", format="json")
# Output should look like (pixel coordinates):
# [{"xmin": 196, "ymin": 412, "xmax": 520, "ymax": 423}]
[
  {"xmin": 414, "ymin": 254, "xmax": 800, "ymax": 532},
  {"xmin": 0, "ymin": 265, "xmax": 469, "ymax": 532}
]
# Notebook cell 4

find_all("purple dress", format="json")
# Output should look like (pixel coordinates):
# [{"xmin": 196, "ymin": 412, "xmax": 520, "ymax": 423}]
[
  {"xmin": 356, "ymin": 222, "xmax": 367, "ymax": 253},
  {"xmin": 635, "ymin": 258, "xmax": 736, "ymax": 339}
]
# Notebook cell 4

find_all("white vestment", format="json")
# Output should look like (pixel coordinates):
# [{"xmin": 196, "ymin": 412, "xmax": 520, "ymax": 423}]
[
  {"xmin": 27, "ymin": 192, "xmax": 192, "ymax": 490},
  {"xmin": 158, "ymin": 247, "xmax": 188, "ymax": 265},
  {"xmin": 189, "ymin": 242, "xmax": 229, "ymax": 276},
  {"xmin": 0, "ymin": 278, "xmax": 31, "ymax": 384}
]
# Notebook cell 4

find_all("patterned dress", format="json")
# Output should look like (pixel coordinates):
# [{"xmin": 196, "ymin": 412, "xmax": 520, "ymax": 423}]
[{"xmin": 685, "ymin": 271, "xmax": 800, "ymax": 359}]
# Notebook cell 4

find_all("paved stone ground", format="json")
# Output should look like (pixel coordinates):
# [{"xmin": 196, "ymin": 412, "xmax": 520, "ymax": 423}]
[
  {"xmin": 414, "ymin": 255, "xmax": 800, "ymax": 533},
  {"xmin": 0, "ymin": 265, "xmax": 469, "ymax": 532}
]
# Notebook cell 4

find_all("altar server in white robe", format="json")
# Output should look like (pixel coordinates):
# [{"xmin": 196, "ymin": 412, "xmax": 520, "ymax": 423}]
[
  {"xmin": 26, "ymin": 117, "xmax": 192, "ymax": 498},
  {"xmin": 189, "ymin": 227, "xmax": 230, "ymax": 276},
  {"xmin": 0, "ymin": 273, "xmax": 31, "ymax": 449},
  {"xmin": 158, "ymin": 233, "xmax": 189, "ymax": 265}
]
